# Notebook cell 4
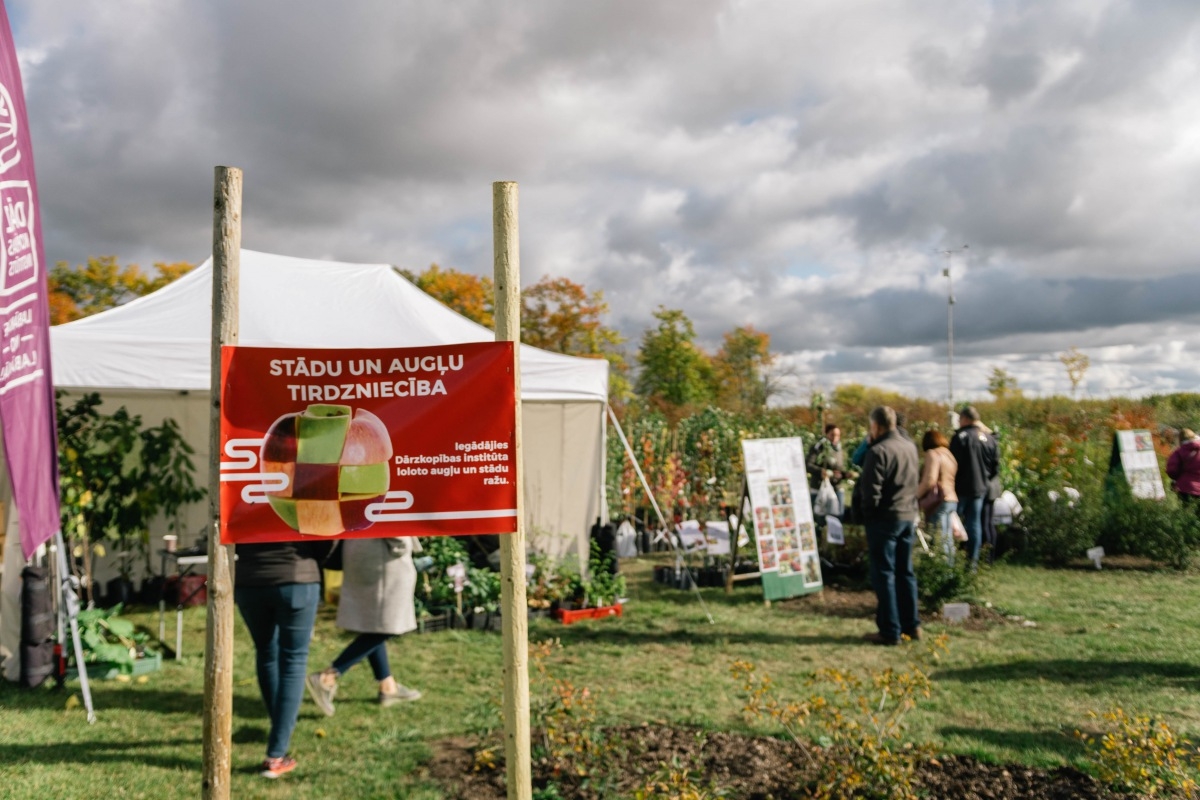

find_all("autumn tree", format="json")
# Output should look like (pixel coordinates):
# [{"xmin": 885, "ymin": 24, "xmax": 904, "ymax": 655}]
[
  {"xmin": 399, "ymin": 263, "xmax": 494, "ymax": 328},
  {"xmin": 521, "ymin": 275, "xmax": 630, "ymax": 404},
  {"xmin": 48, "ymin": 257, "xmax": 194, "ymax": 324},
  {"xmin": 711, "ymin": 325, "xmax": 774, "ymax": 414},
  {"xmin": 987, "ymin": 367, "xmax": 1022, "ymax": 401},
  {"xmin": 635, "ymin": 307, "xmax": 714, "ymax": 414},
  {"xmin": 1060, "ymin": 347, "xmax": 1090, "ymax": 398}
]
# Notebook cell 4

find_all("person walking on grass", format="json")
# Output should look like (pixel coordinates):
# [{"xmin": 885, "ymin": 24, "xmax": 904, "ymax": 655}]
[
  {"xmin": 949, "ymin": 405, "xmax": 999, "ymax": 566},
  {"xmin": 307, "ymin": 537, "xmax": 422, "ymax": 715},
  {"xmin": 235, "ymin": 540, "xmax": 327, "ymax": 779},
  {"xmin": 853, "ymin": 405, "xmax": 921, "ymax": 646}
]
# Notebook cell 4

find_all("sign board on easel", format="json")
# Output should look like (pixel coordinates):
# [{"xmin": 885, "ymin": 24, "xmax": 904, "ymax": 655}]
[
  {"xmin": 1109, "ymin": 429, "xmax": 1166, "ymax": 500},
  {"xmin": 741, "ymin": 438, "xmax": 822, "ymax": 601}
]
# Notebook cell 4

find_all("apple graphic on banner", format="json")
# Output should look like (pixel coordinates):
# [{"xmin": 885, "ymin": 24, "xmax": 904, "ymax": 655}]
[{"xmin": 259, "ymin": 404, "xmax": 394, "ymax": 535}]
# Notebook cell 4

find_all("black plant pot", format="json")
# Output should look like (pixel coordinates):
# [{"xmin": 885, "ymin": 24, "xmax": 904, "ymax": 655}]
[
  {"xmin": 103, "ymin": 577, "xmax": 136, "ymax": 608},
  {"xmin": 140, "ymin": 576, "xmax": 166, "ymax": 604},
  {"xmin": 470, "ymin": 611, "xmax": 490, "ymax": 630}
]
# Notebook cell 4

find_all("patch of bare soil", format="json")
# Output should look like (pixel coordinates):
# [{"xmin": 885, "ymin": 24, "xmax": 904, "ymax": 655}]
[
  {"xmin": 784, "ymin": 586, "xmax": 877, "ymax": 619},
  {"xmin": 430, "ymin": 725, "xmax": 1129, "ymax": 800}
]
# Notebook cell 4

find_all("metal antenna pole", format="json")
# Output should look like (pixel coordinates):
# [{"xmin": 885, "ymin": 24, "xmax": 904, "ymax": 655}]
[{"xmin": 940, "ymin": 245, "xmax": 967, "ymax": 413}]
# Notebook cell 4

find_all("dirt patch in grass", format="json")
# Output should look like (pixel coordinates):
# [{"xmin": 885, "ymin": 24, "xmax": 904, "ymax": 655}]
[
  {"xmin": 779, "ymin": 585, "xmax": 1016, "ymax": 634},
  {"xmin": 430, "ymin": 725, "xmax": 1128, "ymax": 800},
  {"xmin": 782, "ymin": 585, "xmax": 876, "ymax": 619}
]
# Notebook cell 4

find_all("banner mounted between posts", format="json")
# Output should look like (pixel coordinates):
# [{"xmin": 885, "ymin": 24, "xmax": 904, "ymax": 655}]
[{"xmin": 219, "ymin": 342, "xmax": 517, "ymax": 544}]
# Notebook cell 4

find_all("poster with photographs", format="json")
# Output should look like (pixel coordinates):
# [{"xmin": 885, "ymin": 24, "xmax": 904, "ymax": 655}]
[
  {"xmin": 742, "ymin": 438, "xmax": 823, "ymax": 600},
  {"xmin": 1112, "ymin": 430, "xmax": 1166, "ymax": 500}
]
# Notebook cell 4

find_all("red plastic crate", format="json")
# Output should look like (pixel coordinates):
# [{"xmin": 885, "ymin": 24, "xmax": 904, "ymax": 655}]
[{"xmin": 554, "ymin": 604, "xmax": 623, "ymax": 625}]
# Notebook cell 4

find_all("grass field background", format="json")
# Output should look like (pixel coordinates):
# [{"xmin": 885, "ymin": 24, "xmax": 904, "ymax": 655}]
[{"xmin": 1, "ymin": 558, "xmax": 1197, "ymax": 799}]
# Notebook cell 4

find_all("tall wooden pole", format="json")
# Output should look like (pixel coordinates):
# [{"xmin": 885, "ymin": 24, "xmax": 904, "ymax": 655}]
[
  {"xmin": 202, "ymin": 166, "xmax": 241, "ymax": 799},
  {"xmin": 493, "ymin": 181, "xmax": 531, "ymax": 800}
]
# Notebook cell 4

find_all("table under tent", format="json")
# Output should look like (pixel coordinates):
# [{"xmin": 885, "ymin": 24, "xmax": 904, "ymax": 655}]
[{"xmin": 42, "ymin": 249, "xmax": 609, "ymax": 589}]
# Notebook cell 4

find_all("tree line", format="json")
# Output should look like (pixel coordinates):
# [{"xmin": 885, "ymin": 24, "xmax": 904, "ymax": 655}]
[{"xmin": 48, "ymin": 258, "xmax": 781, "ymax": 420}]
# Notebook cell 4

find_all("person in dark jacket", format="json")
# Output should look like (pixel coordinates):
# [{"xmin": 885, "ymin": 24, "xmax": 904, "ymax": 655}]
[
  {"xmin": 948, "ymin": 406, "xmax": 999, "ymax": 566},
  {"xmin": 1167, "ymin": 428, "xmax": 1200, "ymax": 506},
  {"xmin": 853, "ymin": 406, "xmax": 921, "ymax": 645},
  {"xmin": 235, "ymin": 541, "xmax": 327, "ymax": 779}
]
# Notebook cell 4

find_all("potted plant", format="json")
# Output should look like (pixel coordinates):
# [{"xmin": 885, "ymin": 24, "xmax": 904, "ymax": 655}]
[
  {"xmin": 56, "ymin": 392, "xmax": 204, "ymax": 607},
  {"xmin": 467, "ymin": 567, "xmax": 501, "ymax": 629},
  {"xmin": 71, "ymin": 604, "xmax": 161, "ymax": 679}
]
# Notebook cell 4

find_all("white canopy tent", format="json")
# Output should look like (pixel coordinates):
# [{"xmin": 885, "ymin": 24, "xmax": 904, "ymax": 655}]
[{"xmin": 46, "ymin": 249, "xmax": 609, "ymax": 577}]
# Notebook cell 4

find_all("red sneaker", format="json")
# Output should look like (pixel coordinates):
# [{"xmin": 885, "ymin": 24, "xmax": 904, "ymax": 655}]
[{"xmin": 260, "ymin": 756, "xmax": 297, "ymax": 779}]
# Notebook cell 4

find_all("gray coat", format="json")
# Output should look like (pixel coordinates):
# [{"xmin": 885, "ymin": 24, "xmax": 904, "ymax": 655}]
[
  {"xmin": 856, "ymin": 430, "xmax": 920, "ymax": 523},
  {"xmin": 336, "ymin": 537, "xmax": 419, "ymax": 636}
]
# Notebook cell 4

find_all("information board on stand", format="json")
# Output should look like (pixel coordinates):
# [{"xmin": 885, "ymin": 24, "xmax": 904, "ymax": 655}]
[
  {"xmin": 1110, "ymin": 429, "xmax": 1166, "ymax": 500},
  {"xmin": 741, "ymin": 437, "xmax": 823, "ymax": 601}
]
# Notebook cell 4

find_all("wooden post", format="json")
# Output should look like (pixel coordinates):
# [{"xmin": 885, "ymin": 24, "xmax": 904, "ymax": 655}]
[
  {"xmin": 202, "ymin": 166, "xmax": 241, "ymax": 799},
  {"xmin": 493, "ymin": 181, "xmax": 531, "ymax": 800}
]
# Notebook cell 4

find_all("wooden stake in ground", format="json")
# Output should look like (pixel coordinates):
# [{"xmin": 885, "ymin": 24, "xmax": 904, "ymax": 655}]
[
  {"xmin": 202, "ymin": 166, "xmax": 241, "ymax": 800},
  {"xmin": 493, "ymin": 181, "xmax": 532, "ymax": 800}
]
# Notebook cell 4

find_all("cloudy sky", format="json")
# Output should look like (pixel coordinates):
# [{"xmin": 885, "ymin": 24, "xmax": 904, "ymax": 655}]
[{"xmin": 11, "ymin": 1, "xmax": 1200, "ymax": 402}]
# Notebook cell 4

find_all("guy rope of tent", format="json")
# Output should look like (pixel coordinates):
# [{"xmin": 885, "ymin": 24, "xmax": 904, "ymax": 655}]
[{"xmin": 606, "ymin": 405, "xmax": 715, "ymax": 625}]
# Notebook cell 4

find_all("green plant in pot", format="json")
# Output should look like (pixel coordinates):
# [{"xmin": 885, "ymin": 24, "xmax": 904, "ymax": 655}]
[
  {"xmin": 57, "ymin": 392, "xmax": 205, "ymax": 606},
  {"xmin": 75, "ymin": 604, "xmax": 156, "ymax": 674},
  {"xmin": 586, "ymin": 540, "xmax": 625, "ymax": 608},
  {"xmin": 467, "ymin": 566, "xmax": 502, "ymax": 618}
]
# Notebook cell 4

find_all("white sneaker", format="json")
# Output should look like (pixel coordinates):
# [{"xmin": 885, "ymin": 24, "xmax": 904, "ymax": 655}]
[
  {"xmin": 306, "ymin": 672, "xmax": 337, "ymax": 717},
  {"xmin": 378, "ymin": 684, "xmax": 421, "ymax": 706}
]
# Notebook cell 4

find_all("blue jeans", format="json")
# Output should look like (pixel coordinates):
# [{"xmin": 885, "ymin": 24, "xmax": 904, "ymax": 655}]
[
  {"xmin": 865, "ymin": 517, "xmax": 920, "ymax": 642},
  {"xmin": 929, "ymin": 501, "xmax": 958, "ymax": 565},
  {"xmin": 236, "ymin": 582, "xmax": 320, "ymax": 759},
  {"xmin": 332, "ymin": 633, "xmax": 393, "ymax": 681},
  {"xmin": 957, "ymin": 496, "xmax": 985, "ymax": 565}
]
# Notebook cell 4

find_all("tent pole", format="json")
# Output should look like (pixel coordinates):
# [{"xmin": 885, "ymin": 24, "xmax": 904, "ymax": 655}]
[
  {"xmin": 202, "ymin": 166, "xmax": 240, "ymax": 800},
  {"xmin": 54, "ymin": 530, "xmax": 94, "ymax": 722},
  {"xmin": 606, "ymin": 405, "xmax": 715, "ymax": 624},
  {"xmin": 493, "ymin": 181, "xmax": 532, "ymax": 800}
]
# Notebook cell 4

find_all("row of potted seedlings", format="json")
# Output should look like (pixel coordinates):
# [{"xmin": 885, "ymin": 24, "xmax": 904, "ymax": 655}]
[{"xmin": 415, "ymin": 539, "xmax": 626, "ymax": 632}]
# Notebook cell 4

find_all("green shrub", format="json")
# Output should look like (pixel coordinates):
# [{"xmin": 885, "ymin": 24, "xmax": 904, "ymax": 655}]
[
  {"xmin": 1011, "ymin": 485, "xmax": 1104, "ymax": 567},
  {"xmin": 912, "ymin": 537, "xmax": 987, "ymax": 612},
  {"xmin": 1100, "ymin": 478, "xmax": 1200, "ymax": 570}
]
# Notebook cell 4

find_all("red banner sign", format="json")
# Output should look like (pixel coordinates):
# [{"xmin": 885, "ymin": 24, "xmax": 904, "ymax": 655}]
[{"xmin": 219, "ymin": 342, "xmax": 517, "ymax": 545}]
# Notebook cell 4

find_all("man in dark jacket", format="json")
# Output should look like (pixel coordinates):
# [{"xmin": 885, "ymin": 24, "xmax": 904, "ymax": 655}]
[
  {"xmin": 854, "ymin": 405, "xmax": 921, "ymax": 645},
  {"xmin": 949, "ymin": 406, "xmax": 999, "ymax": 565}
]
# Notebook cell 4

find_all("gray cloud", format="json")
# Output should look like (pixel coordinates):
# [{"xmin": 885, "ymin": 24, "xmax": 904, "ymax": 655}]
[{"xmin": 12, "ymin": 0, "xmax": 1200, "ymax": 398}]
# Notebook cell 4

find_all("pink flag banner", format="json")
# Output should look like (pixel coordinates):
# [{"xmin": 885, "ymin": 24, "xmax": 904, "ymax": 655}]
[{"xmin": 0, "ymin": 2, "xmax": 60, "ymax": 558}]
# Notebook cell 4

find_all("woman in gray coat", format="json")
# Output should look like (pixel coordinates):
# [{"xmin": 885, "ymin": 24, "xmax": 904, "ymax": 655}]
[{"xmin": 306, "ymin": 537, "xmax": 421, "ymax": 715}]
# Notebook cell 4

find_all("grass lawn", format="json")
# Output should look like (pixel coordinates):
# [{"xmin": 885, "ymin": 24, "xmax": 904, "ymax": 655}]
[{"xmin": 1, "ymin": 558, "xmax": 1198, "ymax": 799}]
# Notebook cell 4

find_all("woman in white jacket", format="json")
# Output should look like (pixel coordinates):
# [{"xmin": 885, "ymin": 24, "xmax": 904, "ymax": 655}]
[{"xmin": 306, "ymin": 537, "xmax": 421, "ymax": 715}]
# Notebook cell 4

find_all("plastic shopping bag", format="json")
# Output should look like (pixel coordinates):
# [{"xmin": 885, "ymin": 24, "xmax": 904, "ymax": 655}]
[
  {"xmin": 949, "ymin": 511, "xmax": 969, "ymax": 542},
  {"xmin": 814, "ymin": 477, "xmax": 839, "ymax": 517}
]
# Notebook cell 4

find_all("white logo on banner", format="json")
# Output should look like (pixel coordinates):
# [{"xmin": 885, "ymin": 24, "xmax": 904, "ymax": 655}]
[
  {"xmin": 220, "ymin": 438, "xmax": 289, "ymax": 503},
  {"xmin": 0, "ymin": 83, "xmax": 21, "ymax": 175}
]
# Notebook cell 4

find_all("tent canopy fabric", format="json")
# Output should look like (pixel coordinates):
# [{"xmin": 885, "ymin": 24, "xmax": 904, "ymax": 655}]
[{"xmin": 50, "ymin": 249, "xmax": 607, "ymax": 402}]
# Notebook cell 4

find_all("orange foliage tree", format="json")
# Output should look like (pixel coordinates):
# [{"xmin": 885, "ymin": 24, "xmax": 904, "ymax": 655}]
[
  {"xmin": 712, "ymin": 325, "xmax": 775, "ymax": 415},
  {"xmin": 48, "ymin": 257, "xmax": 194, "ymax": 324},
  {"xmin": 521, "ymin": 275, "xmax": 629, "ymax": 404},
  {"xmin": 399, "ymin": 263, "xmax": 495, "ymax": 328}
]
